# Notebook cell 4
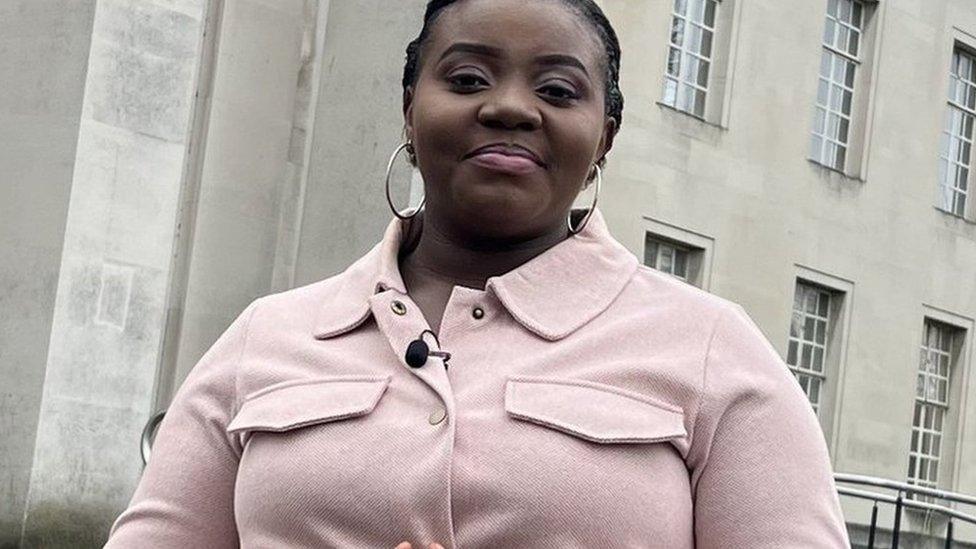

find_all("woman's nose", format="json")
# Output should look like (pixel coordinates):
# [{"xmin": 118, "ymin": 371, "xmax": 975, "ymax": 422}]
[{"xmin": 476, "ymin": 84, "xmax": 542, "ymax": 131}]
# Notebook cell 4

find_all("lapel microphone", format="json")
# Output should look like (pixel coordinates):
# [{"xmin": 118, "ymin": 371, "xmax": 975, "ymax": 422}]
[{"xmin": 405, "ymin": 329, "xmax": 451, "ymax": 369}]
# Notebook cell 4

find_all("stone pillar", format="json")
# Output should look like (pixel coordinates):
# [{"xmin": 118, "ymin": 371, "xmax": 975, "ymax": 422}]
[{"xmin": 19, "ymin": 1, "xmax": 210, "ymax": 546}]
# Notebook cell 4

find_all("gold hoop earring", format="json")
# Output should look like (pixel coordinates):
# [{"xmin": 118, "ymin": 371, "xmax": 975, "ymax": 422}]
[
  {"xmin": 568, "ymin": 164, "xmax": 601, "ymax": 235},
  {"xmin": 385, "ymin": 141, "xmax": 425, "ymax": 220}
]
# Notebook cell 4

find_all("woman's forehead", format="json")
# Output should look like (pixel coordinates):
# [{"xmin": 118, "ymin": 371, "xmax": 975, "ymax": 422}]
[{"xmin": 425, "ymin": 0, "xmax": 604, "ymax": 70}]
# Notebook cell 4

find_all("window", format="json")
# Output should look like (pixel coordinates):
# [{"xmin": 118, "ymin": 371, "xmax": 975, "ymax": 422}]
[
  {"xmin": 907, "ymin": 320, "xmax": 957, "ymax": 502},
  {"xmin": 641, "ymin": 218, "xmax": 714, "ymax": 289},
  {"xmin": 937, "ymin": 47, "xmax": 975, "ymax": 218},
  {"xmin": 662, "ymin": 0, "xmax": 719, "ymax": 118},
  {"xmin": 787, "ymin": 282, "xmax": 833, "ymax": 416},
  {"xmin": 810, "ymin": 0, "xmax": 865, "ymax": 171},
  {"xmin": 645, "ymin": 239, "xmax": 690, "ymax": 281}
]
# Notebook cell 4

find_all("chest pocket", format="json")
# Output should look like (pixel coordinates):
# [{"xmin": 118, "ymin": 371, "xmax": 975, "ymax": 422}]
[
  {"xmin": 504, "ymin": 375, "xmax": 687, "ymax": 445},
  {"xmin": 227, "ymin": 375, "xmax": 391, "ymax": 446}
]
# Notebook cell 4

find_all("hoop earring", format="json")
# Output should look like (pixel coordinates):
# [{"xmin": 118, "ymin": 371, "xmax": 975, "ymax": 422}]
[
  {"xmin": 568, "ymin": 164, "xmax": 601, "ymax": 235},
  {"xmin": 386, "ymin": 141, "xmax": 425, "ymax": 220}
]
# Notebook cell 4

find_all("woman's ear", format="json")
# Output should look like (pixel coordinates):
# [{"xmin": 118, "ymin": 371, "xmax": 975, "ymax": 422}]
[
  {"xmin": 596, "ymin": 117, "xmax": 618, "ymax": 165},
  {"xmin": 402, "ymin": 86, "xmax": 415, "ymax": 141}
]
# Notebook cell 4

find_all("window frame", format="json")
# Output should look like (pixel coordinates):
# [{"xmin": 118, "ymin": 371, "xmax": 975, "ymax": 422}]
[
  {"xmin": 787, "ymin": 282, "xmax": 833, "ymax": 417},
  {"xmin": 656, "ymin": 0, "xmax": 740, "ymax": 128},
  {"xmin": 786, "ymin": 266, "xmax": 855, "ymax": 460},
  {"xmin": 809, "ymin": 0, "xmax": 865, "ymax": 172},
  {"xmin": 936, "ymin": 44, "xmax": 976, "ymax": 221},
  {"xmin": 661, "ymin": 0, "xmax": 720, "ymax": 119},
  {"xmin": 640, "ymin": 216, "xmax": 715, "ymax": 290},
  {"xmin": 906, "ymin": 305, "xmax": 974, "ymax": 500}
]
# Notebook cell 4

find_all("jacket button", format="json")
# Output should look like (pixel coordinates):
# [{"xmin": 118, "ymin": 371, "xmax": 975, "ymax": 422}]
[
  {"xmin": 428, "ymin": 407, "xmax": 447, "ymax": 425},
  {"xmin": 391, "ymin": 300, "xmax": 407, "ymax": 315},
  {"xmin": 472, "ymin": 307, "xmax": 485, "ymax": 320}
]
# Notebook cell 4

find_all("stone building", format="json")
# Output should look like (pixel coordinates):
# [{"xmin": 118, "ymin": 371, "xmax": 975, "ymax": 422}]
[{"xmin": 1, "ymin": 0, "xmax": 973, "ymax": 546}]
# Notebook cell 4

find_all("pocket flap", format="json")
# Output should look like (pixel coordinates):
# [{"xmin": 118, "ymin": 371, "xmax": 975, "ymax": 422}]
[
  {"xmin": 228, "ymin": 375, "xmax": 391, "ymax": 434},
  {"xmin": 504, "ymin": 376, "xmax": 686, "ymax": 444}
]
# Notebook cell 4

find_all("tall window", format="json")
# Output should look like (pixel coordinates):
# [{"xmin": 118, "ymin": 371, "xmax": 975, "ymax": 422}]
[
  {"xmin": 662, "ymin": 0, "xmax": 719, "ymax": 118},
  {"xmin": 938, "ymin": 48, "xmax": 975, "ymax": 217},
  {"xmin": 907, "ymin": 321, "xmax": 955, "ymax": 501},
  {"xmin": 810, "ymin": 0, "xmax": 864, "ymax": 171},
  {"xmin": 787, "ymin": 283, "xmax": 832, "ymax": 415}
]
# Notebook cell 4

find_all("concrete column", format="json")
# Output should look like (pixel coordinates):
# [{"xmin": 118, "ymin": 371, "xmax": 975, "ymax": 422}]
[
  {"xmin": 161, "ymin": 0, "xmax": 322, "ymax": 400},
  {"xmin": 18, "ymin": 1, "xmax": 209, "ymax": 546}
]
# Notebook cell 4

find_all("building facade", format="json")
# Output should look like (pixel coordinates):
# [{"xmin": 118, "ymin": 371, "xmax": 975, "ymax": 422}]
[{"xmin": 1, "ymin": 0, "xmax": 974, "ymax": 546}]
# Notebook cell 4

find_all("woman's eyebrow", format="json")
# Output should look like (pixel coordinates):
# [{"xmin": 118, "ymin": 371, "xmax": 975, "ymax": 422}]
[
  {"xmin": 438, "ymin": 42, "xmax": 503, "ymax": 62},
  {"xmin": 438, "ymin": 42, "xmax": 590, "ymax": 78},
  {"xmin": 535, "ymin": 54, "xmax": 590, "ymax": 79}
]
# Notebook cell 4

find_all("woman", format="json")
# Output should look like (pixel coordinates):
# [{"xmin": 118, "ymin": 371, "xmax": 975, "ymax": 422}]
[{"xmin": 106, "ymin": 0, "xmax": 851, "ymax": 547}]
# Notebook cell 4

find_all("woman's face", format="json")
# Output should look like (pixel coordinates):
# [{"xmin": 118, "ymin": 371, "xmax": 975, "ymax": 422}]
[{"xmin": 403, "ymin": 0, "xmax": 616, "ymax": 241}]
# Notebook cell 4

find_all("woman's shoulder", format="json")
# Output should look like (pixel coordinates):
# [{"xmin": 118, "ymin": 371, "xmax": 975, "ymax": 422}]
[{"xmin": 621, "ymin": 264, "xmax": 743, "ymax": 324}]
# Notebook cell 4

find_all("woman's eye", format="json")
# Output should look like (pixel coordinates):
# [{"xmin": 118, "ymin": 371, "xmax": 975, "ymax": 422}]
[
  {"xmin": 449, "ymin": 74, "xmax": 488, "ymax": 89},
  {"xmin": 539, "ymin": 85, "xmax": 579, "ymax": 102}
]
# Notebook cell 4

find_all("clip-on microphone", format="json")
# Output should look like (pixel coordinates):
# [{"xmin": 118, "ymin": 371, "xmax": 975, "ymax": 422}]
[{"xmin": 405, "ymin": 329, "xmax": 451, "ymax": 369}]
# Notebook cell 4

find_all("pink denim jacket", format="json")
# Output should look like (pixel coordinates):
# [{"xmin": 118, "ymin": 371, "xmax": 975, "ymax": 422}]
[{"xmin": 106, "ymin": 208, "xmax": 851, "ymax": 548}]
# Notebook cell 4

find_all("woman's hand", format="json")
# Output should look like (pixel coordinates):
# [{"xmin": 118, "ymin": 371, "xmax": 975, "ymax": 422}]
[{"xmin": 394, "ymin": 542, "xmax": 445, "ymax": 549}]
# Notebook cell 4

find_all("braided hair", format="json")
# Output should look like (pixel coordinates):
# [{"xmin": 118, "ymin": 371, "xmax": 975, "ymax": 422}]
[{"xmin": 401, "ymin": 0, "xmax": 624, "ymax": 173}]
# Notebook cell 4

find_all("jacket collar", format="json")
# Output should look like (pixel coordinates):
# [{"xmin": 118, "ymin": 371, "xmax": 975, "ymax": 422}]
[{"xmin": 312, "ymin": 207, "xmax": 638, "ymax": 341}]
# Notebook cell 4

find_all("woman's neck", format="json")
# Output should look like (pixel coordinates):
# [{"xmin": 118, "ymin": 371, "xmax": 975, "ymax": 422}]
[{"xmin": 399, "ymin": 212, "xmax": 569, "ymax": 291}]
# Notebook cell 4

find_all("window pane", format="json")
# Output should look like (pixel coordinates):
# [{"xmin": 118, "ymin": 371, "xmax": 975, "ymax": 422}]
[
  {"xmin": 667, "ymin": 47, "xmax": 682, "ymax": 76},
  {"xmin": 812, "ymin": 347, "xmax": 824, "ymax": 371},
  {"xmin": 837, "ymin": 26, "xmax": 849, "ymax": 53},
  {"xmin": 693, "ymin": 89, "xmax": 706, "ymax": 117},
  {"xmin": 823, "ymin": 19, "xmax": 836, "ymax": 47},
  {"xmin": 700, "ymin": 28, "xmax": 713, "ymax": 57},
  {"xmin": 704, "ymin": 0, "xmax": 717, "ymax": 27},
  {"xmin": 684, "ymin": 55, "xmax": 698, "ymax": 84},
  {"xmin": 663, "ymin": 78, "xmax": 678, "ymax": 105},
  {"xmin": 818, "ymin": 294, "xmax": 830, "ymax": 316},
  {"xmin": 674, "ymin": 249, "xmax": 688, "ymax": 278},
  {"xmin": 697, "ymin": 59, "xmax": 710, "ymax": 87},
  {"xmin": 644, "ymin": 240, "xmax": 659, "ymax": 267},
  {"xmin": 661, "ymin": 246, "xmax": 674, "ymax": 272},
  {"xmin": 835, "ymin": 145, "xmax": 847, "ymax": 170},
  {"xmin": 787, "ymin": 340, "xmax": 798, "ymax": 365}
]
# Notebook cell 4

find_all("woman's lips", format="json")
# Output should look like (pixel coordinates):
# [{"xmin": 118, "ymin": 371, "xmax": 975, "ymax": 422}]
[{"xmin": 466, "ymin": 152, "xmax": 542, "ymax": 175}]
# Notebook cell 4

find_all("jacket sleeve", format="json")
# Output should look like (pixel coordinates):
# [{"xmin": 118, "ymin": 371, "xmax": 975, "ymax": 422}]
[
  {"xmin": 104, "ymin": 301, "xmax": 258, "ymax": 548},
  {"xmin": 687, "ymin": 303, "xmax": 850, "ymax": 548}
]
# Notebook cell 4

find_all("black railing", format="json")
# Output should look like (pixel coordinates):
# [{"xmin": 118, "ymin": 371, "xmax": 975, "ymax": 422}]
[{"xmin": 835, "ymin": 473, "xmax": 976, "ymax": 548}]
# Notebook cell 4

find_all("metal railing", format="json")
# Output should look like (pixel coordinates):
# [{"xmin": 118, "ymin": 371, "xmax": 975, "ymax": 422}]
[
  {"xmin": 835, "ymin": 473, "xmax": 976, "ymax": 548},
  {"xmin": 140, "ymin": 410, "xmax": 167, "ymax": 466}
]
